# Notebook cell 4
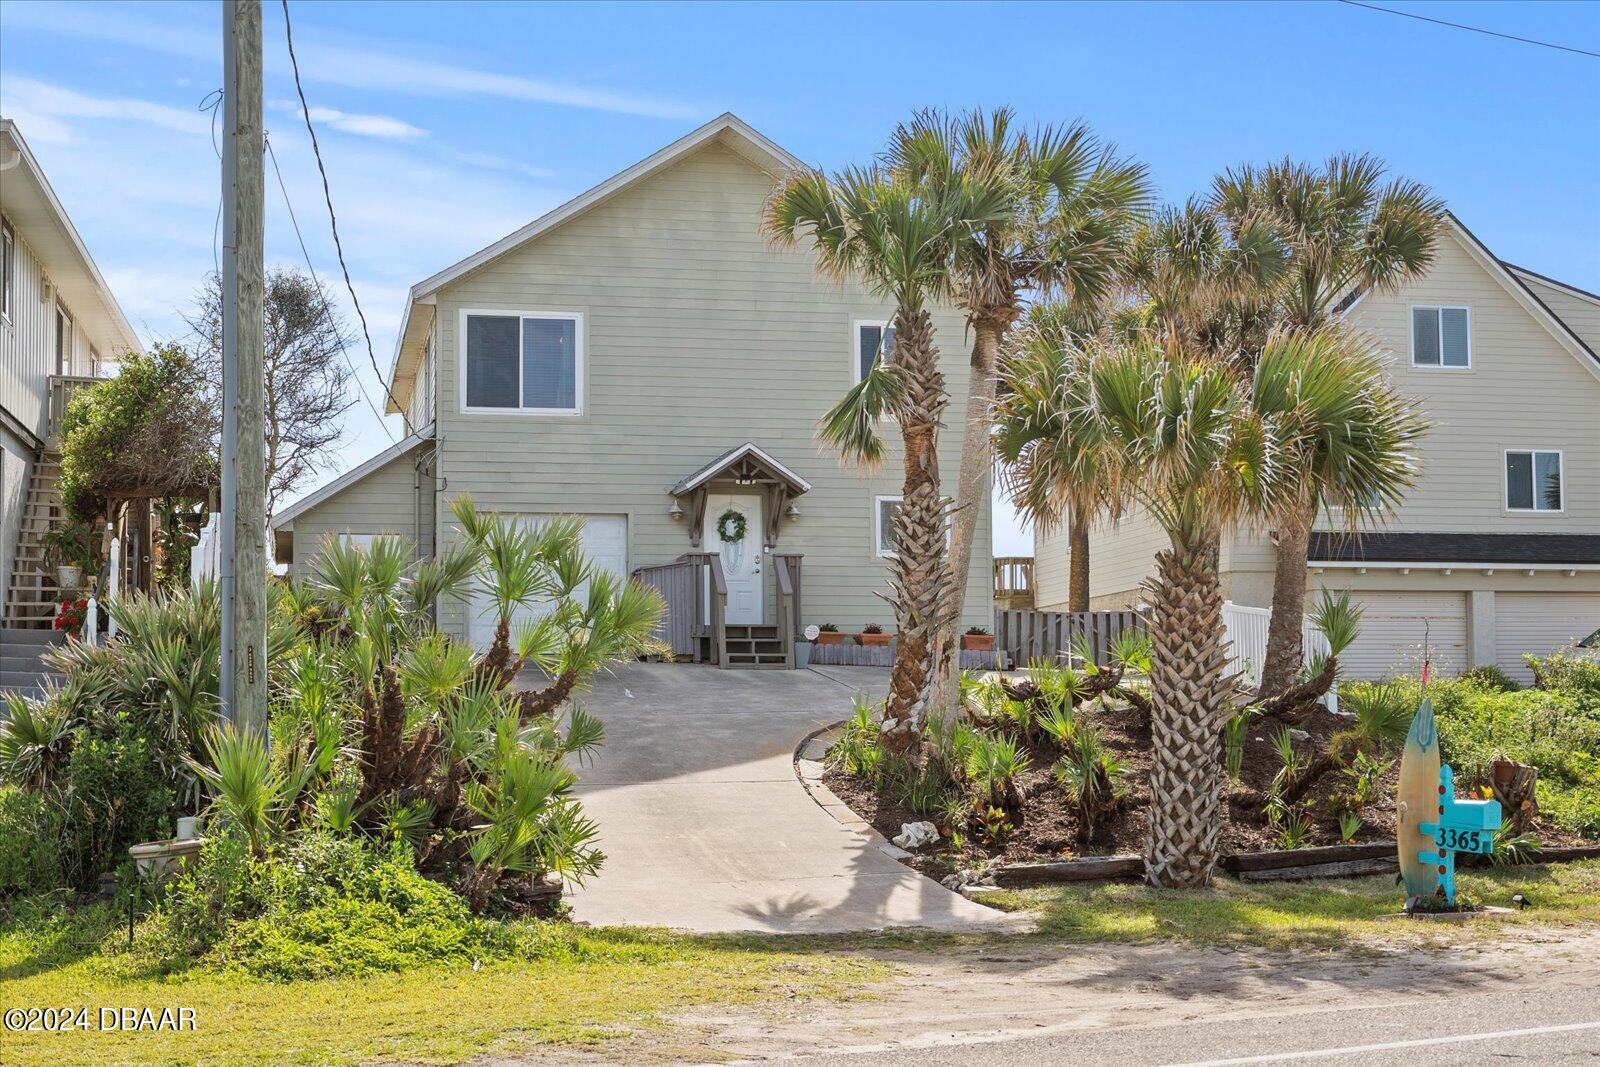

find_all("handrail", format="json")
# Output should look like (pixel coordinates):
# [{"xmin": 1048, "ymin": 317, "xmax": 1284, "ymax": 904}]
[
  {"xmin": 775, "ymin": 556, "xmax": 795, "ymax": 668},
  {"xmin": 705, "ymin": 553, "xmax": 728, "ymax": 597}
]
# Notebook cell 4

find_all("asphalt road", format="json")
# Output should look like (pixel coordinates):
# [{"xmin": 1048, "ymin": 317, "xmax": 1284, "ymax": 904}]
[{"xmin": 771, "ymin": 986, "xmax": 1600, "ymax": 1066}]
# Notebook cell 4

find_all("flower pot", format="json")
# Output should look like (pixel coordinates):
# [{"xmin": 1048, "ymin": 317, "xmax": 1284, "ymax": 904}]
[
  {"xmin": 128, "ymin": 837, "xmax": 206, "ymax": 883},
  {"xmin": 56, "ymin": 565, "xmax": 83, "ymax": 591},
  {"xmin": 793, "ymin": 641, "xmax": 811, "ymax": 668},
  {"xmin": 961, "ymin": 634, "xmax": 996, "ymax": 652},
  {"xmin": 857, "ymin": 632, "xmax": 891, "ymax": 647},
  {"xmin": 814, "ymin": 631, "xmax": 845, "ymax": 646}
]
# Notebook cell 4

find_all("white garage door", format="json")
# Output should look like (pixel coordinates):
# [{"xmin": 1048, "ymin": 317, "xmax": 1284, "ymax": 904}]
[
  {"xmin": 1495, "ymin": 593, "xmax": 1600, "ymax": 684},
  {"xmin": 467, "ymin": 514, "xmax": 628, "ymax": 652},
  {"xmin": 1342, "ymin": 593, "xmax": 1468, "ymax": 681}
]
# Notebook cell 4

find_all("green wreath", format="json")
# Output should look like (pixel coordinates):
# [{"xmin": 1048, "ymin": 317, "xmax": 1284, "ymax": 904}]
[{"xmin": 715, "ymin": 509, "xmax": 748, "ymax": 544}]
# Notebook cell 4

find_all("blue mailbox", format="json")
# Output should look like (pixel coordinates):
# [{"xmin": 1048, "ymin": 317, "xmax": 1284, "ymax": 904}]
[{"xmin": 1416, "ymin": 765, "xmax": 1500, "ymax": 903}]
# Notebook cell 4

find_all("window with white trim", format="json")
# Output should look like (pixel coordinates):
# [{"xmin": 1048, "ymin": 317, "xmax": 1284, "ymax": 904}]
[
  {"xmin": 463, "ymin": 311, "xmax": 582, "ymax": 413},
  {"xmin": 1, "ymin": 221, "xmax": 14, "ymax": 321},
  {"xmin": 1505, "ymin": 450, "xmax": 1562, "ymax": 512},
  {"xmin": 1412, "ymin": 306, "xmax": 1469, "ymax": 368},
  {"xmin": 854, "ymin": 321, "xmax": 895, "ymax": 383},
  {"xmin": 874, "ymin": 495, "xmax": 902, "ymax": 557}
]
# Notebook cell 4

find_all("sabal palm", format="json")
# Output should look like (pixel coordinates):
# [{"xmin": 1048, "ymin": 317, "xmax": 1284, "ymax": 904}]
[
  {"xmin": 763, "ymin": 166, "xmax": 1005, "ymax": 755},
  {"xmin": 887, "ymin": 108, "xmax": 1151, "ymax": 702},
  {"xmin": 1211, "ymin": 156, "xmax": 1444, "ymax": 696}
]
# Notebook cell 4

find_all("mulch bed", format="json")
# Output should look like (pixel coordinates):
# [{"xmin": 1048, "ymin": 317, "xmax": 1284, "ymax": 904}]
[{"xmin": 821, "ymin": 698, "xmax": 1590, "ymax": 879}]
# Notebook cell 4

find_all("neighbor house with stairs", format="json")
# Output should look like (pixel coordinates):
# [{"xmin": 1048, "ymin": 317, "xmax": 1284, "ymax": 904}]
[
  {"xmin": 270, "ymin": 113, "xmax": 994, "ymax": 667},
  {"xmin": 1, "ymin": 118, "xmax": 142, "ymax": 691},
  {"xmin": 1033, "ymin": 213, "xmax": 1600, "ymax": 684}
]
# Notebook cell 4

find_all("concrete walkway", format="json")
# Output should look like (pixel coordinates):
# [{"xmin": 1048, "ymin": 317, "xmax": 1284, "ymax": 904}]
[{"xmin": 561, "ymin": 662, "xmax": 1013, "ymax": 934}]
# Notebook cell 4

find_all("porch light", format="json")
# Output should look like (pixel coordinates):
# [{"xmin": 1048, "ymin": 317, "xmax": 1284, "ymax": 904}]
[
  {"xmin": 669, "ymin": 500, "xmax": 685, "ymax": 521},
  {"xmin": 785, "ymin": 504, "xmax": 800, "ymax": 520}
]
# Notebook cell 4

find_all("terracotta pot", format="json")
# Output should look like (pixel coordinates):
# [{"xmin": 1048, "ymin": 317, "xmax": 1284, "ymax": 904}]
[
  {"xmin": 857, "ymin": 632, "xmax": 891, "ymax": 647},
  {"xmin": 814, "ymin": 631, "xmax": 845, "ymax": 645},
  {"xmin": 961, "ymin": 634, "xmax": 996, "ymax": 652}
]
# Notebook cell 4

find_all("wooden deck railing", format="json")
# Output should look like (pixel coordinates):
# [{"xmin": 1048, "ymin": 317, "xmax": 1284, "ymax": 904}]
[
  {"xmin": 774, "ymin": 553, "xmax": 803, "ymax": 668},
  {"xmin": 631, "ymin": 556, "xmax": 703, "ymax": 660},
  {"xmin": 47, "ymin": 374, "xmax": 99, "ymax": 442},
  {"xmin": 993, "ymin": 556, "xmax": 1035, "ymax": 610}
]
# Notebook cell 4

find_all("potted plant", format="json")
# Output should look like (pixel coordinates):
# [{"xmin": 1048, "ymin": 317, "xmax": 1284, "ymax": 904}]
[
  {"xmin": 814, "ymin": 623, "xmax": 845, "ymax": 646},
  {"xmin": 54, "ymin": 597, "xmax": 89, "ymax": 633},
  {"xmin": 856, "ymin": 623, "xmax": 891, "ymax": 647},
  {"xmin": 962, "ymin": 626, "xmax": 995, "ymax": 652},
  {"xmin": 40, "ymin": 520, "xmax": 100, "ymax": 592}
]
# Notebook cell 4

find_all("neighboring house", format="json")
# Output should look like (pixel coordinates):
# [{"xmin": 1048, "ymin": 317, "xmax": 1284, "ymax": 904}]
[
  {"xmin": 271, "ymin": 113, "xmax": 993, "ymax": 665},
  {"xmin": 1, "ymin": 119, "xmax": 142, "ymax": 628},
  {"xmin": 1034, "ymin": 213, "xmax": 1600, "ymax": 683}
]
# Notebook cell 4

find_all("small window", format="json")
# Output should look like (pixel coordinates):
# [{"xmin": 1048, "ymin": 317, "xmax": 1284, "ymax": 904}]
[
  {"xmin": 1412, "ymin": 306, "xmax": 1469, "ymax": 368},
  {"xmin": 1, "ymin": 221, "xmax": 13, "ymax": 321},
  {"xmin": 1505, "ymin": 450, "xmax": 1562, "ymax": 512},
  {"xmin": 874, "ymin": 495, "xmax": 902, "ymax": 557},
  {"xmin": 463, "ymin": 310, "xmax": 582, "ymax": 414},
  {"xmin": 854, "ymin": 321, "xmax": 896, "ymax": 383},
  {"xmin": 55, "ymin": 305, "xmax": 71, "ymax": 375}
]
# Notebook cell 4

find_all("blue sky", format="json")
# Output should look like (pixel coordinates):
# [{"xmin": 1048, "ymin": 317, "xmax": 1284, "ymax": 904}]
[{"xmin": 3, "ymin": 0, "xmax": 1596, "ymax": 554}]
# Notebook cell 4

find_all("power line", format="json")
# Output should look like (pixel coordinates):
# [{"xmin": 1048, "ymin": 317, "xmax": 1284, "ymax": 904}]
[
  {"xmin": 265, "ymin": 132, "xmax": 397, "ymax": 444},
  {"xmin": 278, "ymin": 0, "xmax": 409, "ymax": 425},
  {"xmin": 1335, "ymin": 1, "xmax": 1600, "ymax": 59}
]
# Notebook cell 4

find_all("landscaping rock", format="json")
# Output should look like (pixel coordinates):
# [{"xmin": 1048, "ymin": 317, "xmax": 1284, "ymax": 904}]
[
  {"xmin": 893, "ymin": 821, "xmax": 940, "ymax": 850},
  {"xmin": 1288, "ymin": 729, "xmax": 1311, "ymax": 743}
]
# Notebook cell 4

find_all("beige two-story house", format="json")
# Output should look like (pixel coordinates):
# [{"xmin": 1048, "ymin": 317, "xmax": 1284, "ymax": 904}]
[
  {"xmin": 1, "ymin": 119, "xmax": 142, "ymax": 629},
  {"xmin": 271, "ymin": 114, "xmax": 994, "ymax": 665},
  {"xmin": 1034, "ymin": 213, "xmax": 1600, "ymax": 683}
]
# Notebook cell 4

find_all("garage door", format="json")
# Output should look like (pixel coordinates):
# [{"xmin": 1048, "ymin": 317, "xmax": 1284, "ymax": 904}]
[
  {"xmin": 1495, "ymin": 593, "xmax": 1600, "ymax": 684},
  {"xmin": 467, "ymin": 514, "xmax": 628, "ymax": 652},
  {"xmin": 1342, "ymin": 593, "xmax": 1468, "ymax": 681}
]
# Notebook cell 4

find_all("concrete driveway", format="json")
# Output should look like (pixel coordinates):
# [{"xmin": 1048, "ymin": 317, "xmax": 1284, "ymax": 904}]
[{"xmin": 559, "ymin": 662, "xmax": 1012, "ymax": 934}]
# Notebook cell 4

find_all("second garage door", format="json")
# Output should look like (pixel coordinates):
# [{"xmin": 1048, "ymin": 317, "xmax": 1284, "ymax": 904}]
[
  {"xmin": 467, "ymin": 514, "xmax": 628, "ymax": 652},
  {"xmin": 1495, "ymin": 593, "xmax": 1600, "ymax": 684},
  {"xmin": 1341, "ymin": 592, "xmax": 1468, "ymax": 681}
]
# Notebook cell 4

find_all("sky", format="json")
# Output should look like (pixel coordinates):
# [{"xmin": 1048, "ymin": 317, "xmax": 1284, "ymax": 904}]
[{"xmin": 2, "ymin": 0, "xmax": 1597, "ymax": 556}]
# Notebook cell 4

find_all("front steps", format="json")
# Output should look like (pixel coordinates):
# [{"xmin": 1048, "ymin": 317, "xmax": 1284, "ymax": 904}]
[
  {"xmin": 0, "ymin": 627, "xmax": 66, "ymax": 698},
  {"xmin": 722, "ymin": 623, "xmax": 789, "ymax": 669},
  {"xmin": 4, "ymin": 454, "xmax": 68, "ymax": 629}
]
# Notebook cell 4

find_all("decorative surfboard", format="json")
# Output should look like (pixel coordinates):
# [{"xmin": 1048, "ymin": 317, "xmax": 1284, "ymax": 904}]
[{"xmin": 1397, "ymin": 698, "xmax": 1442, "ymax": 900}]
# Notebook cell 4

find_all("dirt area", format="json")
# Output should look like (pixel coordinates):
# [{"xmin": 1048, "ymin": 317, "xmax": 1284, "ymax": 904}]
[
  {"xmin": 823, "ymin": 698, "xmax": 1587, "ymax": 874},
  {"xmin": 518, "ymin": 926, "xmax": 1600, "ymax": 1064}
]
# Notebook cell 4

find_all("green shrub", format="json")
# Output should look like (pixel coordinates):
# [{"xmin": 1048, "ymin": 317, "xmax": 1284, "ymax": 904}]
[
  {"xmin": 1459, "ymin": 664, "xmax": 1520, "ymax": 692},
  {"xmin": 56, "ymin": 715, "xmax": 179, "ymax": 891},
  {"xmin": 0, "ymin": 788, "xmax": 64, "ymax": 894},
  {"xmin": 1525, "ymin": 648, "xmax": 1600, "ymax": 694}
]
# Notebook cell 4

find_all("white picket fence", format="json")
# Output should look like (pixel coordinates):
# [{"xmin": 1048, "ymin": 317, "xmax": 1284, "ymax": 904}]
[
  {"xmin": 1221, "ymin": 601, "xmax": 1335, "ymax": 709},
  {"xmin": 191, "ymin": 514, "xmax": 221, "ymax": 585}
]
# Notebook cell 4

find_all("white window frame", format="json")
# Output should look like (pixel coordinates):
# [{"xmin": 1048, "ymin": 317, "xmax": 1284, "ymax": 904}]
[
  {"xmin": 1, "ymin": 219, "xmax": 14, "ymax": 324},
  {"xmin": 458, "ymin": 307, "xmax": 585, "ymax": 416},
  {"xmin": 873, "ymin": 494, "xmax": 902, "ymax": 558},
  {"xmin": 852, "ymin": 319, "xmax": 893, "ymax": 385},
  {"xmin": 1503, "ymin": 448, "xmax": 1564, "ymax": 514},
  {"xmin": 1410, "ymin": 305, "xmax": 1471, "ymax": 370}
]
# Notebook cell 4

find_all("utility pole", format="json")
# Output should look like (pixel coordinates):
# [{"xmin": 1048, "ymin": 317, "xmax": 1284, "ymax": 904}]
[{"xmin": 220, "ymin": 0, "xmax": 267, "ymax": 734}]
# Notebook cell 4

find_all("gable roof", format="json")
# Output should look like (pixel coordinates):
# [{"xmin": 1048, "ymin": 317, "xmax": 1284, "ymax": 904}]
[
  {"xmin": 385, "ymin": 113, "xmax": 804, "ymax": 413},
  {"xmin": 1505, "ymin": 262, "xmax": 1600, "ymax": 309},
  {"xmin": 670, "ymin": 442, "xmax": 813, "ymax": 496},
  {"xmin": 271, "ymin": 423, "xmax": 434, "ymax": 529}
]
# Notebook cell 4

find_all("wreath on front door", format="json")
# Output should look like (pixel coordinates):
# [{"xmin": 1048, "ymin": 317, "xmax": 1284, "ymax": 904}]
[{"xmin": 715, "ymin": 509, "xmax": 748, "ymax": 544}]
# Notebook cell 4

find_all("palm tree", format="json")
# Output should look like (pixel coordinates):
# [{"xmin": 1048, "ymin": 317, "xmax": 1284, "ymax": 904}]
[
  {"xmin": 763, "ymin": 167, "xmax": 1005, "ymax": 758},
  {"xmin": 1211, "ymin": 156, "xmax": 1444, "ymax": 696},
  {"xmin": 996, "ymin": 325, "xmax": 1421, "ymax": 887},
  {"xmin": 887, "ymin": 108, "xmax": 1152, "ymax": 702}
]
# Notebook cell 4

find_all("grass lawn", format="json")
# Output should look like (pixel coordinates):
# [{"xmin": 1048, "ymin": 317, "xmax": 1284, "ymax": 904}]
[
  {"xmin": 0, "ymin": 903, "xmax": 887, "ymax": 1067},
  {"xmin": 978, "ymin": 858, "xmax": 1600, "ymax": 951}
]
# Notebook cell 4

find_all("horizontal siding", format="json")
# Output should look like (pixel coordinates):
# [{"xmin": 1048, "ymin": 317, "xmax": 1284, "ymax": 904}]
[
  {"xmin": 1032, "ymin": 520, "xmax": 1069, "ymax": 611},
  {"xmin": 1520, "ymin": 275, "xmax": 1600, "ymax": 357},
  {"xmin": 430, "ymin": 140, "xmax": 991, "ymax": 638},
  {"xmin": 1, "ymin": 213, "xmax": 99, "ymax": 441},
  {"xmin": 1084, "ymin": 507, "xmax": 1166, "ymax": 610},
  {"xmin": 285, "ymin": 452, "xmax": 434, "ymax": 574}
]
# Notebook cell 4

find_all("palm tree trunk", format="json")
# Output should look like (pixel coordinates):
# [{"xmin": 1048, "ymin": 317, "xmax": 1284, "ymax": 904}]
[
  {"xmin": 1143, "ymin": 531, "xmax": 1230, "ymax": 888},
  {"xmin": 1068, "ymin": 511, "xmax": 1090, "ymax": 612},
  {"xmin": 1259, "ymin": 512, "xmax": 1312, "ymax": 699},
  {"xmin": 930, "ymin": 319, "xmax": 1004, "ymax": 720},
  {"xmin": 883, "ymin": 307, "xmax": 950, "ymax": 761}
]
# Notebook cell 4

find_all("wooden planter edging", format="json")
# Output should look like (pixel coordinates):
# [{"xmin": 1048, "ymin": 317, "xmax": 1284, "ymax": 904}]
[{"xmin": 989, "ymin": 855, "xmax": 1144, "ymax": 887}]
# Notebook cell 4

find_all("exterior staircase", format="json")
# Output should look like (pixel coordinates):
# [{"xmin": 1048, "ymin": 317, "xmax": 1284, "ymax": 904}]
[
  {"xmin": 722, "ymin": 623, "xmax": 789, "ymax": 668},
  {"xmin": 4, "ymin": 451, "xmax": 67, "ymax": 629},
  {"xmin": 0, "ymin": 627, "xmax": 66, "ymax": 697}
]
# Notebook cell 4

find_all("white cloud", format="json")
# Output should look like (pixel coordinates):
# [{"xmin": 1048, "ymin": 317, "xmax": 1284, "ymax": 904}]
[
  {"xmin": 269, "ymin": 99, "xmax": 428, "ymax": 141},
  {"xmin": 1, "ymin": 75, "xmax": 209, "ymax": 139},
  {"xmin": 442, "ymin": 148, "xmax": 556, "ymax": 180},
  {"xmin": 5, "ymin": 4, "xmax": 698, "ymax": 120}
]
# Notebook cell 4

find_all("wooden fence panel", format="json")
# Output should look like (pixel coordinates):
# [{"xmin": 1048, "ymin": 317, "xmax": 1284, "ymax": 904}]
[
  {"xmin": 631, "ymin": 560, "xmax": 701, "ymax": 660},
  {"xmin": 995, "ymin": 608, "xmax": 1145, "ymax": 668}
]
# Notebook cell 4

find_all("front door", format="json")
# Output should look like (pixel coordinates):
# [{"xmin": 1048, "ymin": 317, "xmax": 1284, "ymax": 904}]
[{"xmin": 709, "ymin": 492, "xmax": 762, "ymax": 624}]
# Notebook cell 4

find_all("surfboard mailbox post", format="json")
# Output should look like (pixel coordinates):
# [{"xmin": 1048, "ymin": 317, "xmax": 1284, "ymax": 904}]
[{"xmin": 1417, "ymin": 766, "xmax": 1500, "ymax": 904}]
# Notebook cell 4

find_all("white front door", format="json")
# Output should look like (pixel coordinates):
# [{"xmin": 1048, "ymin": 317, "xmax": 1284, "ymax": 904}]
[{"xmin": 708, "ymin": 492, "xmax": 762, "ymax": 624}]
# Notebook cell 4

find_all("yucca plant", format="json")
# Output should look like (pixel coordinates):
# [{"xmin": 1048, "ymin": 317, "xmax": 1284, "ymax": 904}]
[
  {"xmin": 0, "ymin": 690, "xmax": 77, "ymax": 790},
  {"xmin": 1223, "ymin": 709, "xmax": 1252, "ymax": 782},
  {"xmin": 1337, "ymin": 809, "xmax": 1362, "ymax": 844},
  {"xmin": 1052, "ymin": 722, "xmax": 1127, "ymax": 845},
  {"xmin": 963, "ymin": 733, "xmax": 1030, "ymax": 816},
  {"xmin": 187, "ymin": 723, "xmax": 315, "ymax": 855},
  {"xmin": 1276, "ymin": 681, "xmax": 1410, "ymax": 805}
]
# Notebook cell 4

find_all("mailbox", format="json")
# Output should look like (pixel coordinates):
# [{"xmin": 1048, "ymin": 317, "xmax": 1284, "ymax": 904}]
[{"xmin": 1416, "ymin": 765, "xmax": 1501, "ymax": 904}]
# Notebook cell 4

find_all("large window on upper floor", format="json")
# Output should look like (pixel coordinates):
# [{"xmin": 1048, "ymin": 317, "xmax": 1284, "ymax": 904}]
[
  {"xmin": 1412, "ymin": 306, "xmax": 1470, "ymax": 368},
  {"xmin": 461, "ymin": 310, "xmax": 583, "ymax": 415},
  {"xmin": 1505, "ymin": 449, "xmax": 1562, "ymax": 513},
  {"xmin": 854, "ymin": 321, "xmax": 895, "ymax": 383}
]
